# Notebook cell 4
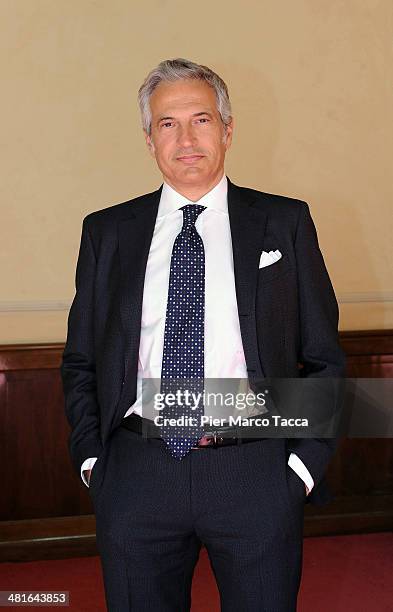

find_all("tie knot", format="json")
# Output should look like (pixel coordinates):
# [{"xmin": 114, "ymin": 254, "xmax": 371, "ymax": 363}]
[{"xmin": 180, "ymin": 204, "xmax": 206, "ymax": 229}]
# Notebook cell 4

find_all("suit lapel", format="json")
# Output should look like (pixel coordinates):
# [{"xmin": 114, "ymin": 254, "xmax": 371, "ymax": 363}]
[
  {"xmin": 118, "ymin": 186, "xmax": 162, "ymax": 380},
  {"xmin": 227, "ymin": 177, "xmax": 267, "ymax": 377}
]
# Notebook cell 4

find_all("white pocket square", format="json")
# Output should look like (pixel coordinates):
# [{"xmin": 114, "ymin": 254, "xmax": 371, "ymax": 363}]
[{"xmin": 259, "ymin": 249, "xmax": 282, "ymax": 268}]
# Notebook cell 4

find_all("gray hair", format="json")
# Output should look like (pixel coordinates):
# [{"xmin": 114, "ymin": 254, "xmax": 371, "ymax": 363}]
[{"xmin": 138, "ymin": 58, "xmax": 232, "ymax": 136}]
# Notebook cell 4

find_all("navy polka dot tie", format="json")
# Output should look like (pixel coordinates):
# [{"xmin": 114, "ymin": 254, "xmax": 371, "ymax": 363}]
[{"xmin": 160, "ymin": 204, "xmax": 206, "ymax": 459}]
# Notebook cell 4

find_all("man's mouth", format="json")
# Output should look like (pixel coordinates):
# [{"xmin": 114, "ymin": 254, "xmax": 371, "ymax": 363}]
[{"xmin": 177, "ymin": 155, "xmax": 205, "ymax": 163}]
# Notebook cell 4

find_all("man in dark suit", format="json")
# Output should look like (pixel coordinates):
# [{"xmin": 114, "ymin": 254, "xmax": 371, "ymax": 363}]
[{"xmin": 61, "ymin": 58, "xmax": 346, "ymax": 611}]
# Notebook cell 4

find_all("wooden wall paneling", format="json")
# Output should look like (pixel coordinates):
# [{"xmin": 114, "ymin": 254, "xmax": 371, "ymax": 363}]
[{"xmin": 0, "ymin": 333, "xmax": 392, "ymax": 560}]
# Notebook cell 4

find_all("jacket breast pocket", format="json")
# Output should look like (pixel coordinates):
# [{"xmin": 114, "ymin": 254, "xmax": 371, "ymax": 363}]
[{"xmin": 257, "ymin": 255, "xmax": 294, "ymax": 285}]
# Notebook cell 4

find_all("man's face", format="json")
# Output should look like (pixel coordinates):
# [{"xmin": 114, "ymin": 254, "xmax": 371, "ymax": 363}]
[{"xmin": 144, "ymin": 79, "xmax": 233, "ymax": 194}]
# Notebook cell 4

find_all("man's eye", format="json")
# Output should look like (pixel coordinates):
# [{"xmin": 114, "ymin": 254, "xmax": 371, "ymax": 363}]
[
  {"xmin": 197, "ymin": 118, "xmax": 209, "ymax": 123},
  {"xmin": 161, "ymin": 122, "xmax": 173, "ymax": 128}
]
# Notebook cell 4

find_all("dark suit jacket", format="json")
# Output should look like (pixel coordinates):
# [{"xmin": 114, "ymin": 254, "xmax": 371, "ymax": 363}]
[{"xmin": 61, "ymin": 176, "xmax": 346, "ymax": 506}]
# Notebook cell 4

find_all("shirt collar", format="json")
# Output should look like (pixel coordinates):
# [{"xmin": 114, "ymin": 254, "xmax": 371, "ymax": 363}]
[{"xmin": 157, "ymin": 172, "xmax": 228, "ymax": 218}]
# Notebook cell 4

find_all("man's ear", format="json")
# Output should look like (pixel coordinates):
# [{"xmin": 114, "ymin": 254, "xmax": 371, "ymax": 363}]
[
  {"xmin": 224, "ymin": 117, "xmax": 234, "ymax": 149},
  {"xmin": 144, "ymin": 129, "xmax": 156, "ymax": 158}
]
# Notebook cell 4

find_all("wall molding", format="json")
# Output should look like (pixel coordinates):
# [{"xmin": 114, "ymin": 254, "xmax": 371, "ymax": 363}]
[
  {"xmin": 1, "ymin": 292, "xmax": 393, "ymax": 313},
  {"xmin": 0, "ymin": 300, "xmax": 71, "ymax": 312},
  {"xmin": 338, "ymin": 292, "xmax": 393, "ymax": 304}
]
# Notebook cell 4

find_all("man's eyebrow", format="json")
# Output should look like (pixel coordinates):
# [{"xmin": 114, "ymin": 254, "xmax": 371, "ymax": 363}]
[
  {"xmin": 156, "ymin": 111, "xmax": 213, "ymax": 125},
  {"xmin": 192, "ymin": 111, "xmax": 213, "ymax": 118}
]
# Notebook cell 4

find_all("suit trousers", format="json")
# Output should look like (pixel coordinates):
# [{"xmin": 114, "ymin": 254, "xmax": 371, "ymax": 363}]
[{"xmin": 88, "ymin": 425, "xmax": 306, "ymax": 612}]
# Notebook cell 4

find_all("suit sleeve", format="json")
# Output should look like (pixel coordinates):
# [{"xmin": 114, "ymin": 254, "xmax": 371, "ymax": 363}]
[
  {"xmin": 286, "ymin": 201, "xmax": 346, "ymax": 487},
  {"xmin": 60, "ymin": 216, "xmax": 103, "ymax": 477}
]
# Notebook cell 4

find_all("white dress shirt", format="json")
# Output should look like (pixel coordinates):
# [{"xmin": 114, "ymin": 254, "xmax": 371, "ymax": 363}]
[{"xmin": 81, "ymin": 173, "xmax": 314, "ymax": 495}]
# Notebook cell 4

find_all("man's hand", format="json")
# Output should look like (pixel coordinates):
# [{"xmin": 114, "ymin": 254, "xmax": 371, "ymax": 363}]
[{"xmin": 83, "ymin": 469, "xmax": 92, "ymax": 485}]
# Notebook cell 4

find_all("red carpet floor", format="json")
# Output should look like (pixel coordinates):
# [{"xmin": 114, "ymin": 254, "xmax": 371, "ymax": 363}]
[{"xmin": 1, "ymin": 533, "xmax": 392, "ymax": 611}]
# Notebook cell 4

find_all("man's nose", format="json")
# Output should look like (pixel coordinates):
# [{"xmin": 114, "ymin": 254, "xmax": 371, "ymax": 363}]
[{"xmin": 177, "ymin": 124, "xmax": 197, "ymax": 148}]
